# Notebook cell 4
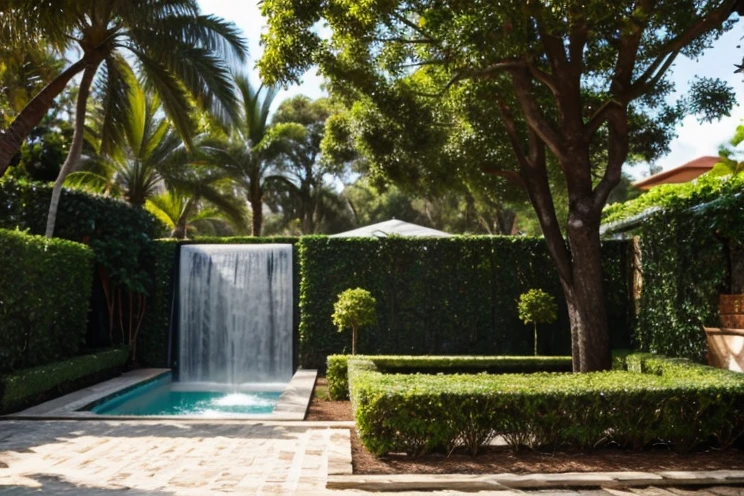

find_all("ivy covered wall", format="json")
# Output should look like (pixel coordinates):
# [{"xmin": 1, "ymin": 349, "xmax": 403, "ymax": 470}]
[{"xmin": 603, "ymin": 174, "xmax": 744, "ymax": 361}]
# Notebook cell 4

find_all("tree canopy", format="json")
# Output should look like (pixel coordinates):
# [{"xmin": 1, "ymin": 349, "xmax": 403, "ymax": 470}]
[{"xmin": 260, "ymin": 0, "xmax": 741, "ymax": 371}]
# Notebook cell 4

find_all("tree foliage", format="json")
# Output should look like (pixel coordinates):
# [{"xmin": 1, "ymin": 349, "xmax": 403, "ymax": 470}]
[
  {"xmin": 332, "ymin": 287, "xmax": 377, "ymax": 355},
  {"xmin": 518, "ymin": 288, "xmax": 559, "ymax": 356},
  {"xmin": 260, "ymin": 0, "xmax": 740, "ymax": 371}
]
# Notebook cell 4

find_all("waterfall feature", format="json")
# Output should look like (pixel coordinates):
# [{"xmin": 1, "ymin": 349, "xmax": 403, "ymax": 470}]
[{"xmin": 178, "ymin": 244, "xmax": 293, "ymax": 385}]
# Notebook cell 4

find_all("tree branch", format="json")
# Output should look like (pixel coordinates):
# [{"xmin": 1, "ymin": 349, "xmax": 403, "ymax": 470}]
[
  {"xmin": 653, "ymin": 0, "xmax": 737, "ymax": 58},
  {"xmin": 592, "ymin": 105, "xmax": 627, "ymax": 209},
  {"xmin": 525, "ymin": 58, "xmax": 560, "ymax": 97},
  {"xmin": 481, "ymin": 165, "xmax": 525, "ymax": 189},
  {"xmin": 510, "ymin": 67, "xmax": 568, "ymax": 164},
  {"xmin": 497, "ymin": 98, "xmax": 572, "ymax": 283},
  {"xmin": 627, "ymin": 49, "xmax": 680, "ymax": 100}
]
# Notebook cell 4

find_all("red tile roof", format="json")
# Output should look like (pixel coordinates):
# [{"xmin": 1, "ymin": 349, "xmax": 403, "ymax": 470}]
[{"xmin": 633, "ymin": 156, "xmax": 720, "ymax": 190}]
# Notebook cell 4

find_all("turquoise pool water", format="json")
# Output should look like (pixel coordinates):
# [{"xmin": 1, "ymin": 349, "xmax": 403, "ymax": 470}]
[{"xmin": 90, "ymin": 375, "xmax": 283, "ymax": 416}]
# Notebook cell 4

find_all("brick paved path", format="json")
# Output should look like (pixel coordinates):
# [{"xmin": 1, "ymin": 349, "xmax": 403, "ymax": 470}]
[
  {"xmin": 0, "ymin": 420, "xmax": 348, "ymax": 495},
  {"xmin": 1, "ymin": 420, "xmax": 741, "ymax": 495}
]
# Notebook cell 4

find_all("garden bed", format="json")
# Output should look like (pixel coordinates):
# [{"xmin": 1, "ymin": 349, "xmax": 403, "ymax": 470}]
[{"xmin": 307, "ymin": 377, "xmax": 744, "ymax": 475}]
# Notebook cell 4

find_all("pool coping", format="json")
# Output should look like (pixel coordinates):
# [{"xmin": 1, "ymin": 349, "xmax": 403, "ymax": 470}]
[{"xmin": 4, "ymin": 368, "xmax": 317, "ymax": 421}]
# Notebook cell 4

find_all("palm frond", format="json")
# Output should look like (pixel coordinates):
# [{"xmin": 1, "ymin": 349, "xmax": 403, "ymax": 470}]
[
  {"xmin": 64, "ymin": 170, "xmax": 116, "ymax": 195},
  {"xmin": 133, "ymin": 48, "xmax": 195, "ymax": 147},
  {"xmin": 98, "ymin": 53, "xmax": 136, "ymax": 155}
]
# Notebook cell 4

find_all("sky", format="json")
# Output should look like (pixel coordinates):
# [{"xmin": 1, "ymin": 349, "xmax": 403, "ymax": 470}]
[{"xmin": 198, "ymin": 0, "xmax": 744, "ymax": 179}]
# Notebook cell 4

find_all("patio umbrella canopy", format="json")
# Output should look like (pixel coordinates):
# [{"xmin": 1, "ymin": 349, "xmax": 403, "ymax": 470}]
[{"xmin": 330, "ymin": 219, "xmax": 451, "ymax": 237}]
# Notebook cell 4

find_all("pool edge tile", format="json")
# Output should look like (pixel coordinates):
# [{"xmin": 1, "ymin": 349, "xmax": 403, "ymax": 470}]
[
  {"xmin": 4, "ymin": 369, "xmax": 171, "ymax": 418},
  {"xmin": 271, "ymin": 369, "xmax": 318, "ymax": 420},
  {"xmin": 3, "ymin": 368, "xmax": 318, "ymax": 421}
]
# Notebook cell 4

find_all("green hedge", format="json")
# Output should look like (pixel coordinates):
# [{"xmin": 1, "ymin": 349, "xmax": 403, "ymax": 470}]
[
  {"xmin": 137, "ymin": 239, "xmax": 179, "ymax": 367},
  {"xmin": 0, "ymin": 229, "xmax": 94, "ymax": 372},
  {"xmin": 326, "ymin": 354, "xmax": 573, "ymax": 400},
  {"xmin": 0, "ymin": 178, "xmax": 164, "ymax": 350},
  {"xmin": 347, "ymin": 354, "xmax": 744, "ymax": 456},
  {"xmin": 299, "ymin": 236, "xmax": 632, "ymax": 370},
  {"xmin": 0, "ymin": 347, "xmax": 129, "ymax": 414},
  {"xmin": 139, "ymin": 237, "xmax": 301, "ymax": 367},
  {"xmin": 603, "ymin": 176, "xmax": 744, "ymax": 361}
]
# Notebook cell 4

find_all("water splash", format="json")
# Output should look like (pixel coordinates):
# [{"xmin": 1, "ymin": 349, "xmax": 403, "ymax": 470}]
[{"xmin": 178, "ymin": 244, "xmax": 293, "ymax": 384}]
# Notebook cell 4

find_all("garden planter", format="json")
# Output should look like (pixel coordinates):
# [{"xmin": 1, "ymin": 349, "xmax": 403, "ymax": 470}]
[
  {"xmin": 719, "ymin": 294, "xmax": 744, "ymax": 329},
  {"xmin": 704, "ymin": 326, "xmax": 744, "ymax": 372}
]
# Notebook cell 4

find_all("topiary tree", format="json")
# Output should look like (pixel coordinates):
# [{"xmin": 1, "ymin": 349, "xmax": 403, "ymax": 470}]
[
  {"xmin": 518, "ymin": 289, "xmax": 558, "ymax": 356},
  {"xmin": 332, "ymin": 288, "xmax": 376, "ymax": 355}
]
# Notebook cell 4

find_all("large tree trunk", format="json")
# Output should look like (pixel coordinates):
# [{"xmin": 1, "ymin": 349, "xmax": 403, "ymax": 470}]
[
  {"xmin": 539, "ymin": 206, "xmax": 612, "ymax": 372},
  {"xmin": 565, "ymin": 218, "xmax": 612, "ymax": 371},
  {"xmin": 498, "ymin": 108, "xmax": 612, "ymax": 371},
  {"xmin": 45, "ymin": 64, "xmax": 99, "ymax": 238},
  {"xmin": 0, "ymin": 58, "xmax": 88, "ymax": 175}
]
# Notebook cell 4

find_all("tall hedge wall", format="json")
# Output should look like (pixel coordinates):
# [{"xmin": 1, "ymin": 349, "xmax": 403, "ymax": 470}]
[
  {"xmin": 633, "ymin": 192, "xmax": 744, "ymax": 362},
  {"xmin": 0, "ymin": 179, "xmax": 164, "ymax": 348},
  {"xmin": 298, "ymin": 236, "xmax": 632, "ymax": 370},
  {"xmin": 0, "ymin": 229, "xmax": 94, "ymax": 372},
  {"xmin": 138, "ymin": 237, "xmax": 300, "ymax": 367}
]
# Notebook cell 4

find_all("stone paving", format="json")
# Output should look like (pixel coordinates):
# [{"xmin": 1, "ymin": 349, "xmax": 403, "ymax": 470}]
[
  {"xmin": 0, "ymin": 420, "xmax": 348, "ymax": 495},
  {"xmin": 1, "ymin": 420, "xmax": 742, "ymax": 495}
]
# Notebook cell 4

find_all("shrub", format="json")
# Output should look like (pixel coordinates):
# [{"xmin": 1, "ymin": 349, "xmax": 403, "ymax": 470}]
[
  {"xmin": 346, "ymin": 354, "xmax": 744, "ymax": 456},
  {"xmin": 517, "ymin": 289, "xmax": 558, "ymax": 356},
  {"xmin": 326, "ymin": 354, "xmax": 573, "ymax": 400},
  {"xmin": 0, "ymin": 229, "xmax": 94, "ymax": 372},
  {"xmin": 332, "ymin": 288, "xmax": 377, "ymax": 355},
  {"xmin": 299, "ymin": 236, "xmax": 632, "ymax": 370},
  {"xmin": 0, "ymin": 347, "xmax": 129, "ymax": 414}
]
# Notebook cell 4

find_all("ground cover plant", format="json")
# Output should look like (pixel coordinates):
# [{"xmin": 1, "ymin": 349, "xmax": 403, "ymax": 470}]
[{"xmin": 342, "ymin": 354, "xmax": 744, "ymax": 457}]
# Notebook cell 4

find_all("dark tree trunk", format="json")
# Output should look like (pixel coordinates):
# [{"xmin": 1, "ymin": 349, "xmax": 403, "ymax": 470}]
[
  {"xmin": 0, "ymin": 58, "xmax": 88, "ymax": 175},
  {"xmin": 565, "ymin": 216, "xmax": 612, "ymax": 371},
  {"xmin": 45, "ymin": 63, "xmax": 99, "ymax": 238},
  {"xmin": 249, "ymin": 185, "xmax": 263, "ymax": 236}
]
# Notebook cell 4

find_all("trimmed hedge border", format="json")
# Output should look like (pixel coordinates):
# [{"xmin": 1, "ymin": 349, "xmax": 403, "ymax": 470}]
[
  {"xmin": 0, "ymin": 228, "xmax": 94, "ymax": 372},
  {"xmin": 346, "ymin": 353, "xmax": 744, "ymax": 456},
  {"xmin": 326, "ymin": 354, "xmax": 574, "ymax": 400},
  {"xmin": 0, "ymin": 347, "xmax": 130, "ymax": 414}
]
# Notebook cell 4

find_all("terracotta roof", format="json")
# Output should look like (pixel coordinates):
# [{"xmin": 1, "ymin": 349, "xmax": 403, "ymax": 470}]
[{"xmin": 632, "ymin": 156, "xmax": 720, "ymax": 190}]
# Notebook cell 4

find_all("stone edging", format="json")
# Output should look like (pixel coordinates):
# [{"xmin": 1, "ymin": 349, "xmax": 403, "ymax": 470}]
[{"xmin": 325, "ymin": 435, "xmax": 744, "ymax": 492}]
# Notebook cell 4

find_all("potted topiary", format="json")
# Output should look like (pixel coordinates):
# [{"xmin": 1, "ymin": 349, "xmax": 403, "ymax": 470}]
[
  {"xmin": 332, "ymin": 288, "xmax": 377, "ymax": 355},
  {"xmin": 517, "ymin": 289, "xmax": 558, "ymax": 356}
]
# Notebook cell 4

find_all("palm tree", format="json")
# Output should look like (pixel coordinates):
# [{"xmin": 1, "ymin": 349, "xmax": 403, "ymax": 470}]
[
  {"xmin": 203, "ymin": 75, "xmax": 287, "ymax": 236},
  {"xmin": 0, "ymin": 0, "xmax": 246, "ymax": 174},
  {"xmin": 0, "ymin": 1, "xmax": 247, "ymax": 236},
  {"xmin": 146, "ymin": 190, "xmax": 247, "ymax": 239},
  {"xmin": 67, "ymin": 77, "xmax": 247, "ymax": 237}
]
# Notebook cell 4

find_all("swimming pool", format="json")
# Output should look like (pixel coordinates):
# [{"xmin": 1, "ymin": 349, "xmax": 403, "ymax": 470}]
[{"xmin": 89, "ymin": 374, "xmax": 284, "ymax": 417}]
